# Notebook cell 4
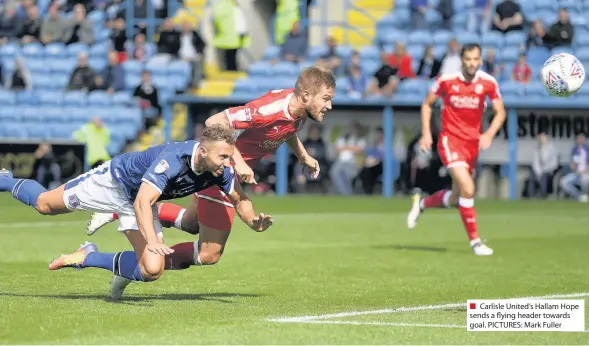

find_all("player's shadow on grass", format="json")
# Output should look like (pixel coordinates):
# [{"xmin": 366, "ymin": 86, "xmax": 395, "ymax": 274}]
[
  {"xmin": 372, "ymin": 244, "xmax": 448, "ymax": 252},
  {"xmin": 0, "ymin": 292, "xmax": 262, "ymax": 305}
]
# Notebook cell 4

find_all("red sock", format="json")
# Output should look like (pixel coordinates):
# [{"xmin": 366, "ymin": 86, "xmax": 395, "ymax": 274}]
[
  {"xmin": 165, "ymin": 242, "xmax": 196, "ymax": 270},
  {"xmin": 112, "ymin": 212, "xmax": 119, "ymax": 220},
  {"xmin": 157, "ymin": 203, "xmax": 186, "ymax": 229},
  {"xmin": 422, "ymin": 189, "xmax": 450, "ymax": 209},
  {"xmin": 458, "ymin": 197, "xmax": 479, "ymax": 241}
]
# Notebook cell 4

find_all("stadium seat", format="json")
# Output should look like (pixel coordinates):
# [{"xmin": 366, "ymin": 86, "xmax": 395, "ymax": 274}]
[
  {"xmin": 89, "ymin": 58, "xmax": 107, "ymax": 72},
  {"xmin": 125, "ymin": 74, "xmax": 141, "ymax": 89},
  {"xmin": 26, "ymin": 58, "xmax": 49, "ymax": 74},
  {"xmin": 526, "ymin": 46, "xmax": 550, "ymax": 65},
  {"xmin": 525, "ymin": 81, "xmax": 548, "ymax": 97},
  {"xmin": 45, "ymin": 43, "xmax": 67, "ymax": 58},
  {"xmin": 51, "ymin": 73, "xmax": 70, "ymax": 89},
  {"xmin": 36, "ymin": 90, "xmax": 64, "ymax": 105},
  {"xmin": 249, "ymin": 61, "xmax": 273, "ymax": 77},
  {"xmin": 89, "ymin": 42, "xmax": 108, "ymax": 58},
  {"xmin": 112, "ymin": 92, "xmax": 133, "ymax": 105},
  {"xmin": 49, "ymin": 58, "xmax": 76, "ymax": 74},
  {"xmin": 2, "ymin": 122, "xmax": 27, "ymax": 138},
  {"xmin": 308, "ymin": 46, "xmax": 328, "ymax": 61},
  {"xmin": 16, "ymin": 91, "xmax": 38, "ymax": 105},
  {"xmin": 87, "ymin": 10, "xmax": 106, "ymax": 24},
  {"xmin": 501, "ymin": 47, "xmax": 521, "ymax": 63},
  {"xmin": 0, "ymin": 105, "xmax": 19, "ymax": 122},
  {"xmin": 377, "ymin": 30, "xmax": 406, "ymax": 45},
  {"xmin": 21, "ymin": 43, "xmax": 44, "ymax": 58},
  {"xmin": 146, "ymin": 59, "xmax": 167, "ymax": 75},
  {"xmin": 424, "ymin": 10, "xmax": 443, "ymax": 28},
  {"xmin": 233, "ymin": 78, "xmax": 257, "ymax": 93},
  {"xmin": 500, "ymin": 80, "xmax": 525, "ymax": 97},
  {"xmin": 50, "ymin": 124, "xmax": 78, "ymax": 139},
  {"xmin": 67, "ymin": 43, "xmax": 89, "ymax": 58},
  {"xmin": 551, "ymin": 46, "xmax": 574, "ymax": 55},
  {"xmin": 504, "ymin": 31, "xmax": 525, "ymax": 47},
  {"xmin": 359, "ymin": 46, "xmax": 379, "ymax": 61},
  {"xmin": 27, "ymin": 125, "xmax": 49, "ymax": 139},
  {"xmin": 87, "ymin": 91, "xmax": 112, "ymax": 106},
  {"xmin": 44, "ymin": 107, "xmax": 66, "ymax": 123},
  {"xmin": 409, "ymin": 30, "xmax": 433, "ymax": 46},
  {"xmin": 263, "ymin": 45, "xmax": 281, "ymax": 60},
  {"xmin": 122, "ymin": 60, "xmax": 143, "ymax": 75},
  {"xmin": 0, "ymin": 90, "xmax": 16, "ymax": 104},
  {"xmin": 535, "ymin": 0, "xmax": 558, "ymax": 12},
  {"xmin": 456, "ymin": 31, "xmax": 480, "ymax": 46},
  {"xmin": 433, "ymin": 31, "xmax": 453, "ymax": 46},
  {"xmin": 0, "ymin": 42, "xmax": 20, "ymax": 58},
  {"xmin": 273, "ymin": 61, "xmax": 298, "ymax": 77},
  {"xmin": 336, "ymin": 45, "xmax": 353, "ymax": 60},
  {"xmin": 96, "ymin": 28, "xmax": 112, "ymax": 42},
  {"xmin": 575, "ymin": 47, "xmax": 589, "ymax": 61},
  {"xmin": 167, "ymin": 60, "xmax": 191, "ymax": 79},
  {"xmin": 20, "ymin": 105, "xmax": 42, "ymax": 122},
  {"xmin": 63, "ymin": 91, "xmax": 87, "ymax": 106},
  {"xmin": 152, "ymin": 75, "xmax": 169, "ymax": 89}
]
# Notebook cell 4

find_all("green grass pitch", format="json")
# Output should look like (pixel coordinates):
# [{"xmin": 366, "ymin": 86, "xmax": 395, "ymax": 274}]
[{"xmin": 0, "ymin": 194, "xmax": 587, "ymax": 344}]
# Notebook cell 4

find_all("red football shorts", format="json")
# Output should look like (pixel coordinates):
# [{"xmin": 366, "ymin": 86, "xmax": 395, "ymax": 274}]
[
  {"xmin": 195, "ymin": 186, "xmax": 235, "ymax": 231},
  {"xmin": 437, "ymin": 134, "xmax": 479, "ymax": 174}
]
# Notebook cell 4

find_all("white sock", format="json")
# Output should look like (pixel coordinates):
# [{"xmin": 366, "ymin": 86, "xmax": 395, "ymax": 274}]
[{"xmin": 174, "ymin": 208, "xmax": 186, "ymax": 230}]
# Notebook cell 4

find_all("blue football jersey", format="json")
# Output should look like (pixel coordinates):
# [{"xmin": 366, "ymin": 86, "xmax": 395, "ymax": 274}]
[{"xmin": 110, "ymin": 141, "xmax": 235, "ymax": 203}]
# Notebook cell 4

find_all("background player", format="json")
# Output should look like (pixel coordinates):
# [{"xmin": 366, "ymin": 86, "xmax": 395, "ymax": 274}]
[
  {"xmin": 0, "ymin": 125, "xmax": 273, "ymax": 294},
  {"xmin": 406, "ymin": 43, "xmax": 506, "ymax": 256},
  {"xmin": 82, "ymin": 66, "xmax": 335, "ymax": 298}
]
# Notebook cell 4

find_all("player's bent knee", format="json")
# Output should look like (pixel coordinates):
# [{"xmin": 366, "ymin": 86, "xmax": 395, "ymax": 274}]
[
  {"xmin": 198, "ymin": 250, "xmax": 222, "ymax": 265},
  {"xmin": 182, "ymin": 222, "xmax": 200, "ymax": 235},
  {"xmin": 139, "ymin": 258, "xmax": 165, "ymax": 281},
  {"xmin": 460, "ymin": 183, "xmax": 476, "ymax": 199}
]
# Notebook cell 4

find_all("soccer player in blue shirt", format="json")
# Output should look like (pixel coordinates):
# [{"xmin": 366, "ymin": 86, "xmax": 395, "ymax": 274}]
[{"xmin": 0, "ymin": 125, "xmax": 273, "ymax": 289}]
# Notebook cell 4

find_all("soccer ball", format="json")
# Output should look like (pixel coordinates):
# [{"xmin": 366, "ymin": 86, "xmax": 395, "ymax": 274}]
[{"xmin": 540, "ymin": 53, "xmax": 585, "ymax": 97}]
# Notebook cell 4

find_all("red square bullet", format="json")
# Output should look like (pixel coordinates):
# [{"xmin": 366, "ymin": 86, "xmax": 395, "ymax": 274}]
[{"xmin": 469, "ymin": 303, "xmax": 476, "ymax": 309}]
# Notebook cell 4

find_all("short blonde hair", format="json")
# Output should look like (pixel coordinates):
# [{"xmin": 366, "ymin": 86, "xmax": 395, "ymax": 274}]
[
  {"xmin": 201, "ymin": 124, "xmax": 236, "ymax": 146},
  {"xmin": 294, "ymin": 66, "xmax": 336, "ymax": 96}
]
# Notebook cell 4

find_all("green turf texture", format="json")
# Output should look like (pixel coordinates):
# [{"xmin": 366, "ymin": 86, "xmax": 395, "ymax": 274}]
[{"xmin": 0, "ymin": 194, "xmax": 587, "ymax": 344}]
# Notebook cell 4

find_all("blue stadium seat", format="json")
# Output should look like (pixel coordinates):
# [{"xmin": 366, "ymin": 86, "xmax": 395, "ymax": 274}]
[
  {"xmin": 89, "ymin": 42, "xmax": 108, "ymax": 58},
  {"xmin": 424, "ymin": 10, "xmax": 442, "ymax": 28},
  {"xmin": 362, "ymin": 60, "xmax": 381, "ymax": 75},
  {"xmin": 45, "ymin": 43, "xmax": 67, "ymax": 58},
  {"xmin": 395, "ymin": 0, "xmax": 409, "ymax": 8},
  {"xmin": 335, "ymin": 78, "xmax": 351, "ymax": 93},
  {"xmin": 167, "ymin": 60, "xmax": 191, "ymax": 78},
  {"xmin": 146, "ymin": 59, "xmax": 167, "ymax": 75},
  {"xmin": 527, "ymin": 46, "xmax": 550, "ymax": 65},
  {"xmin": 433, "ymin": 44, "xmax": 448, "ymax": 58},
  {"xmin": 87, "ymin": 91, "xmax": 112, "ymax": 106},
  {"xmin": 89, "ymin": 58, "xmax": 107, "ymax": 72},
  {"xmin": 525, "ymin": 81, "xmax": 549, "ymax": 97},
  {"xmin": 49, "ymin": 58, "xmax": 76, "ymax": 74},
  {"xmin": 36, "ymin": 90, "xmax": 64, "ymax": 105},
  {"xmin": 50, "ymin": 124, "xmax": 78, "ymax": 139},
  {"xmin": 125, "ymin": 74, "xmax": 141, "ymax": 89},
  {"xmin": 263, "ymin": 45, "xmax": 281, "ymax": 60},
  {"xmin": 359, "ymin": 46, "xmax": 379, "ymax": 61},
  {"xmin": 0, "ymin": 105, "xmax": 19, "ymax": 122},
  {"xmin": 16, "ymin": 91, "xmax": 38, "ymax": 105},
  {"xmin": 233, "ymin": 78, "xmax": 257, "ymax": 93},
  {"xmin": 21, "ymin": 43, "xmax": 44, "ymax": 58},
  {"xmin": 52, "ymin": 73, "xmax": 70, "ymax": 89},
  {"xmin": 307, "ymin": 46, "xmax": 328, "ymax": 60},
  {"xmin": 33, "ymin": 74, "xmax": 52, "ymax": 89},
  {"xmin": 26, "ymin": 58, "xmax": 49, "ymax": 74},
  {"xmin": 377, "ymin": 30, "xmax": 407, "ymax": 45},
  {"xmin": 20, "ymin": 105, "xmax": 42, "ymax": 122},
  {"xmin": 378, "ymin": 13, "xmax": 395, "ymax": 28},
  {"xmin": 249, "ymin": 61, "xmax": 273, "ymax": 77},
  {"xmin": 575, "ymin": 47, "xmax": 589, "ymax": 61},
  {"xmin": 63, "ymin": 91, "xmax": 87, "ymax": 106},
  {"xmin": 0, "ymin": 90, "xmax": 16, "ymax": 104},
  {"xmin": 535, "ymin": 0, "xmax": 558, "ymax": 12},
  {"xmin": 87, "ymin": 10, "xmax": 106, "ymax": 24},
  {"xmin": 397, "ymin": 79, "xmax": 428, "ymax": 95},
  {"xmin": 504, "ymin": 31, "xmax": 525, "ymax": 47},
  {"xmin": 2, "ymin": 122, "xmax": 27, "ymax": 138},
  {"xmin": 336, "ymin": 45, "xmax": 353, "ymax": 60},
  {"xmin": 113, "ymin": 92, "xmax": 132, "ymax": 105},
  {"xmin": 433, "ymin": 31, "xmax": 453, "ymax": 46},
  {"xmin": 96, "ymin": 28, "xmax": 112, "ymax": 42},
  {"xmin": 44, "ymin": 107, "xmax": 66, "ymax": 123},
  {"xmin": 569, "ymin": 13, "xmax": 586, "ymax": 27},
  {"xmin": 456, "ymin": 32, "xmax": 480, "ymax": 45},
  {"xmin": 552, "ymin": 46, "xmax": 574, "ymax": 55},
  {"xmin": 451, "ymin": 11, "xmax": 467, "ymax": 30},
  {"xmin": 122, "ymin": 60, "xmax": 143, "ymax": 75},
  {"xmin": 273, "ymin": 61, "xmax": 298, "ymax": 77},
  {"xmin": 152, "ymin": 75, "xmax": 169, "ymax": 89},
  {"xmin": 27, "ymin": 125, "xmax": 49, "ymax": 139},
  {"xmin": 536, "ymin": 10, "xmax": 556, "ymax": 26},
  {"xmin": 409, "ymin": 31, "xmax": 433, "ymax": 46},
  {"xmin": 499, "ymin": 80, "xmax": 525, "ymax": 97},
  {"xmin": 501, "ymin": 46, "xmax": 521, "ymax": 63},
  {"xmin": 67, "ymin": 43, "xmax": 89, "ymax": 58},
  {"xmin": 0, "ymin": 42, "xmax": 20, "ymax": 58}
]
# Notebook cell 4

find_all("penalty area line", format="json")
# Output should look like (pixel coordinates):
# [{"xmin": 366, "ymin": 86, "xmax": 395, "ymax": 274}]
[
  {"xmin": 267, "ymin": 292, "xmax": 589, "ymax": 323},
  {"xmin": 277, "ymin": 320, "xmax": 465, "ymax": 329}
]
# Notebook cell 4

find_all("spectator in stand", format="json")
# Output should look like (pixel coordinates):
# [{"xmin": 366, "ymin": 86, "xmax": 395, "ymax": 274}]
[
  {"xmin": 527, "ymin": 20, "xmax": 546, "ymax": 48},
  {"xmin": 468, "ymin": 0, "xmax": 490, "ymax": 34},
  {"xmin": 17, "ymin": 4, "xmax": 41, "ymax": 44},
  {"xmin": 129, "ymin": 33, "xmax": 152, "ymax": 62},
  {"xmin": 34, "ymin": 143, "xmax": 61, "ymax": 189},
  {"xmin": 0, "ymin": 6, "xmax": 18, "ymax": 43},
  {"xmin": 416, "ymin": 46, "xmax": 441, "ymax": 79},
  {"xmin": 179, "ymin": 21, "xmax": 206, "ymax": 88},
  {"xmin": 482, "ymin": 48, "xmax": 502, "ymax": 78},
  {"xmin": 65, "ymin": 4, "xmax": 95, "ymax": 45},
  {"xmin": 94, "ymin": 51, "xmax": 125, "ymax": 93},
  {"xmin": 389, "ymin": 42, "xmax": 415, "ymax": 80},
  {"xmin": 109, "ymin": 18, "xmax": 127, "ymax": 62},
  {"xmin": 73, "ymin": 117, "xmax": 112, "ymax": 169},
  {"xmin": 134, "ymin": 71, "xmax": 161, "ymax": 127},
  {"xmin": 279, "ymin": 21, "xmax": 307, "ymax": 64},
  {"xmin": 439, "ymin": 39, "xmax": 461, "ymax": 75},
  {"xmin": 359, "ymin": 127, "xmax": 385, "ymax": 195},
  {"xmin": 367, "ymin": 51, "xmax": 399, "ymax": 96},
  {"xmin": 157, "ymin": 18, "xmax": 181, "ymax": 58},
  {"xmin": 560, "ymin": 133, "xmax": 589, "ymax": 202},
  {"xmin": 511, "ymin": 53, "xmax": 531, "ymax": 84},
  {"xmin": 527, "ymin": 131, "xmax": 558, "ymax": 198},
  {"xmin": 16, "ymin": 0, "xmax": 33, "ymax": 20},
  {"xmin": 67, "ymin": 52, "xmax": 96, "ymax": 92},
  {"xmin": 6, "ymin": 57, "xmax": 32, "ymax": 91},
  {"xmin": 330, "ymin": 121, "xmax": 366, "ymax": 195},
  {"xmin": 345, "ymin": 50, "xmax": 361, "ymax": 75},
  {"xmin": 346, "ymin": 64, "xmax": 367, "ymax": 99},
  {"xmin": 492, "ymin": 0, "xmax": 523, "ymax": 34},
  {"xmin": 316, "ymin": 36, "xmax": 342, "ymax": 74},
  {"xmin": 293, "ymin": 124, "xmax": 330, "ymax": 194},
  {"xmin": 410, "ymin": 0, "xmax": 428, "ymax": 30},
  {"xmin": 437, "ymin": 0, "xmax": 454, "ymax": 30},
  {"xmin": 41, "ymin": 3, "xmax": 69, "ymax": 44},
  {"xmin": 545, "ymin": 8, "xmax": 574, "ymax": 48}
]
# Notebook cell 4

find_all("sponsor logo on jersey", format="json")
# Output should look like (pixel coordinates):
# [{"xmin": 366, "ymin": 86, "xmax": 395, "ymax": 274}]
[
  {"xmin": 154, "ymin": 160, "xmax": 169, "ymax": 174},
  {"xmin": 449, "ymin": 95, "xmax": 481, "ymax": 109},
  {"xmin": 260, "ymin": 139, "xmax": 285, "ymax": 150}
]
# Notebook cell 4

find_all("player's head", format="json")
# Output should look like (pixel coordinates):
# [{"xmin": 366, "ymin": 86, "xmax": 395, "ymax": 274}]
[
  {"xmin": 294, "ymin": 66, "xmax": 336, "ymax": 122},
  {"xmin": 196, "ymin": 124, "xmax": 236, "ymax": 177},
  {"xmin": 460, "ymin": 43, "xmax": 482, "ymax": 79}
]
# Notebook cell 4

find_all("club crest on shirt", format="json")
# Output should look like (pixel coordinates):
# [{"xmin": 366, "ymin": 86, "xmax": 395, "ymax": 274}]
[
  {"xmin": 475, "ymin": 84, "xmax": 483, "ymax": 94},
  {"xmin": 154, "ymin": 160, "xmax": 169, "ymax": 174},
  {"xmin": 68, "ymin": 194, "xmax": 80, "ymax": 208}
]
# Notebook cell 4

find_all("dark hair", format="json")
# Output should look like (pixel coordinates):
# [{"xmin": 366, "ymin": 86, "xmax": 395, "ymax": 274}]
[
  {"xmin": 294, "ymin": 66, "xmax": 336, "ymax": 96},
  {"xmin": 460, "ymin": 43, "xmax": 481, "ymax": 57},
  {"xmin": 201, "ymin": 124, "xmax": 236, "ymax": 146}
]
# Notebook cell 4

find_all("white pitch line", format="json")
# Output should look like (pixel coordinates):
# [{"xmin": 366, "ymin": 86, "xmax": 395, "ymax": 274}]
[
  {"xmin": 284, "ymin": 320, "xmax": 465, "ymax": 329},
  {"xmin": 1, "ymin": 220, "xmax": 84, "ymax": 228},
  {"xmin": 267, "ymin": 292, "xmax": 589, "ymax": 323}
]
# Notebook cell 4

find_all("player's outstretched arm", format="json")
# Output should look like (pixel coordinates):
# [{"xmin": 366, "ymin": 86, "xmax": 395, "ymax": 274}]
[
  {"xmin": 226, "ymin": 179, "xmax": 273, "ymax": 232},
  {"xmin": 134, "ymin": 183, "xmax": 174, "ymax": 255},
  {"xmin": 287, "ymin": 135, "xmax": 320, "ymax": 179},
  {"xmin": 484, "ymin": 99, "xmax": 506, "ymax": 138}
]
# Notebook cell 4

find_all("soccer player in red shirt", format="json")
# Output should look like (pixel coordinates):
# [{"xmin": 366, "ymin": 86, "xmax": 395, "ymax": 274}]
[
  {"xmin": 406, "ymin": 43, "xmax": 506, "ymax": 256},
  {"xmin": 85, "ymin": 66, "xmax": 336, "ymax": 299}
]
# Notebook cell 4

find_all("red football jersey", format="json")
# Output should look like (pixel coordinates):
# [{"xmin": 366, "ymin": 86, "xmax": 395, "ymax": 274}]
[
  {"xmin": 430, "ymin": 70, "xmax": 502, "ymax": 143},
  {"xmin": 224, "ymin": 88, "xmax": 306, "ymax": 167}
]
